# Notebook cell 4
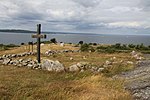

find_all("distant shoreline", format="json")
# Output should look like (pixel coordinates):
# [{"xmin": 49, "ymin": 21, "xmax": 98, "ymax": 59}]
[{"xmin": 0, "ymin": 29, "xmax": 150, "ymax": 36}]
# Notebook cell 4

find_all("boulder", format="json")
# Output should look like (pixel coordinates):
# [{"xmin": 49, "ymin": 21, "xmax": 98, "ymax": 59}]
[
  {"xmin": 27, "ymin": 64, "xmax": 33, "ymax": 68},
  {"xmin": 41, "ymin": 59, "xmax": 64, "ymax": 72},
  {"xmin": 17, "ymin": 64, "xmax": 22, "ymax": 67},
  {"xmin": 76, "ymin": 62, "xmax": 89, "ymax": 69},
  {"xmin": 22, "ymin": 62, "xmax": 28, "ymax": 66},
  {"xmin": 2, "ymin": 55, "xmax": 6, "ymax": 58},
  {"xmin": 68, "ymin": 64, "xmax": 80, "ymax": 72},
  {"xmin": 3, "ymin": 58, "xmax": 11, "ymax": 65},
  {"xmin": 19, "ymin": 59, "xmax": 23, "ymax": 62},
  {"xmin": 97, "ymin": 68, "xmax": 105, "ymax": 72},
  {"xmin": 11, "ymin": 54, "xmax": 17, "ymax": 57}
]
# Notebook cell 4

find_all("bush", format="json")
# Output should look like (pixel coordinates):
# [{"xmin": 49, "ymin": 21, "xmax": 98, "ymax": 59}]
[
  {"xmin": 80, "ymin": 43, "xmax": 90, "ymax": 52},
  {"xmin": 96, "ymin": 46, "xmax": 107, "ymax": 50},
  {"xmin": 113, "ymin": 43, "xmax": 121, "ymax": 49},
  {"xmin": 89, "ymin": 46, "xmax": 95, "ymax": 52},
  {"xmin": 105, "ymin": 48, "xmax": 116, "ymax": 53},
  {"xmin": 78, "ymin": 41, "xmax": 84, "ymax": 45},
  {"xmin": 128, "ymin": 44, "xmax": 136, "ymax": 48},
  {"xmin": 50, "ymin": 38, "xmax": 57, "ymax": 44},
  {"xmin": 6, "ymin": 44, "xmax": 19, "ymax": 48}
]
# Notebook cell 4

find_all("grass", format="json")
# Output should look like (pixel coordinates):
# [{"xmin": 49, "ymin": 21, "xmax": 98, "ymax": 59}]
[
  {"xmin": 0, "ymin": 65, "xmax": 132, "ymax": 100},
  {"xmin": 0, "ymin": 43, "xmax": 135, "ymax": 99}
]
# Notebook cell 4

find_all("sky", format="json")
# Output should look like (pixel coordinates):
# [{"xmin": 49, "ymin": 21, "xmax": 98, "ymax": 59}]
[{"xmin": 0, "ymin": 0, "xmax": 150, "ymax": 34}]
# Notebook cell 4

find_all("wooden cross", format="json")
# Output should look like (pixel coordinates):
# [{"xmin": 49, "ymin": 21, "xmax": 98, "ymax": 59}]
[{"xmin": 32, "ymin": 24, "xmax": 46, "ymax": 63}]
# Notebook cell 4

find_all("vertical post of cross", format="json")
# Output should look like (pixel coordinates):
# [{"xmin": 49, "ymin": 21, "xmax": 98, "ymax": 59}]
[{"xmin": 37, "ymin": 24, "xmax": 41, "ymax": 63}]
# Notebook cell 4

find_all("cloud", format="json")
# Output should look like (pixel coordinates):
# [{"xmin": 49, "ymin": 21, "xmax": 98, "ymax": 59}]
[
  {"xmin": 108, "ymin": 21, "xmax": 141, "ymax": 28},
  {"xmin": 0, "ymin": 0, "xmax": 149, "ymax": 34},
  {"xmin": 72, "ymin": 0, "xmax": 101, "ymax": 8}
]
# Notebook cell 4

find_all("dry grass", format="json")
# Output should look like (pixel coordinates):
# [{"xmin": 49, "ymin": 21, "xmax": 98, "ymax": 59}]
[
  {"xmin": 0, "ymin": 65, "xmax": 132, "ymax": 100},
  {"xmin": 0, "ymin": 44, "xmax": 134, "ymax": 100}
]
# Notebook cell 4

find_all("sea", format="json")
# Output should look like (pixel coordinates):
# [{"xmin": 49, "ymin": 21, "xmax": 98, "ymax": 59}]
[{"xmin": 0, "ymin": 32, "xmax": 150, "ymax": 46}]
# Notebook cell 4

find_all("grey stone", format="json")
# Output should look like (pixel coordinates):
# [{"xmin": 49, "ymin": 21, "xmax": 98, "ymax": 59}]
[
  {"xmin": 17, "ymin": 64, "xmax": 22, "ymax": 67},
  {"xmin": 97, "ymin": 68, "xmax": 104, "ymax": 72},
  {"xmin": 3, "ymin": 58, "xmax": 11, "ymax": 65},
  {"xmin": 11, "ymin": 54, "xmax": 17, "ymax": 57},
  {"xmin": 41, "ymin": 59, "xmax": 64, "ymax": 72},
  {"xmin": 2, "ymin": 55, "xmax": 6, "ymax": 58},
  {"xmin": 105, "ymin": 60, "xmax": 112, "ymax": 65},
  {"xmin": 27, "ymin": 64, "xmax": 33, "ymax": 68},
  {"xmin": 22, "ymin": 62, "xmax": 28, "ymax": 66},
  {"xmin": 9, "ymin": 61, "xmax": 14, "ymax": 64},
  {"xmin": 76, "ymin": 62, "xmax": 89, "ymax": 69},
  {"xmin": 69, "ymin": 64, "xmax": 80, "ymax": 72},
  {"xmin": 19, "ymin": 59, "xmax": 23, "ymax": 62},
  {"xmin": 27, "ymin": 58, "xmax": 32, "ymax": 62},
  {"xmin": 90, "ymin": 67, "xmax": 98, "ymax": 72}
]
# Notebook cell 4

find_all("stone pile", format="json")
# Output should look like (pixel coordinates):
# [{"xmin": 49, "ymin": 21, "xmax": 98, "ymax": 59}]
[
  {"xmin": 0, "ymin": 52, "xmax": 36, "ymax": 59},
  {"xmin": 45, "ymin": 50, "xmax": 80, "ymax": 56},
  {"xmin": 0, "ymin": 52, "xmax": 135, "ymax": 73},
  {"xmin": 1, "ymin": 57, "xmax": 41, "ymax": 69},
  {"xmin": 68, "ymin": 62, "xmax": 105, "ymax": 73}
]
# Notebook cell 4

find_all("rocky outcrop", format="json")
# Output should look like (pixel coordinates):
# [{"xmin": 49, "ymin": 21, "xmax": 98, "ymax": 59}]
[{"xmin": 117, "ymin": 54, "xmax": 150, "ymax": 100}]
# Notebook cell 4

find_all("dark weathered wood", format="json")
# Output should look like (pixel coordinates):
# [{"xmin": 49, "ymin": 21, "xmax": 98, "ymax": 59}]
[
  {"xmin": 31, "ymin": 24, "xmax": 46, "ymax": 63},
  {"xmin": 32, "ymin": 34, "xmax": 46, "ymax": 38},
  {"xmin": 37, "ymin": 24, "xmax": 41, "ymax": 63}
]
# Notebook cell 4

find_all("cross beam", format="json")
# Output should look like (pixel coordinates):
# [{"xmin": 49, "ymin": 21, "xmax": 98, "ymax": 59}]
[{"xmin": 32, "ymin": 24, "xmax": 46, "ymax": 63}]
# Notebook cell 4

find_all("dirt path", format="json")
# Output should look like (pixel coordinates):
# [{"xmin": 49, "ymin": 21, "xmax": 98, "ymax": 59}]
[{"xmin": 118, "ymin": 54, "xmax": 150, "ymax": 100}]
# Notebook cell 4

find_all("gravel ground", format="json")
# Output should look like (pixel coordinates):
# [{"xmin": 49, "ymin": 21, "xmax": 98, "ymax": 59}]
[{"xmin": 118, "ymin": 54, "xmax": 150, "ymax": 100}]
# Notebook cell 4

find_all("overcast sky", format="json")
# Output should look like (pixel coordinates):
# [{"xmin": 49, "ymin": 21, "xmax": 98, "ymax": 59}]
[{"xmin": 0, "ymin": 0, "xmax": 150, "ymax": 34}]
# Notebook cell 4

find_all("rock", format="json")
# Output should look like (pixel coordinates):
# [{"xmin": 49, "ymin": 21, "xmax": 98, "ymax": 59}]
[
  {"xmin": 2, "ymin": 55, "xmax": 6, "ymax": 58},
  {"xmin": 41, "ymin": 43, "xmax": 45, "ymax": 46},
  {"xmin": 0, "ymin": 57, "xmax": 3, "ymax": 60},
  {"xmin": 27, "ymin": 58, "xmax": 32, "ymax": 62},
  {"xmin": 70, "ymin": 57, "xmax": 73, "ymax": 60},
  {"xmin": 11, "ymin": 54, "xmax": 17, "ymax": 57},
  {"xmin": 105, "ymin": 60, "xmax": 112, "ymax": 65},
  {"xmin": 41, "ymin": 59, "xmax": 64, "ymax": 72},
  {"xmin": 68, "ymin": 64, "xmax": 80, "ymax": 72},
  {"xmin": 76, "ymin": 62, "xmax": 89, "ymax": 69},
  {"xmin": 22, "ymin": 62, "xmax": 28, "ymax": 66},
  {"xmin": 113, "ymin": 57, "xmax": 116, "ymax": 60},
  {"xmin": 27, "ymin": 64, "xmax": 33, "ymax": 68},
  {"xmin": 3, "ymin": 58, "xmax": 11, "ymax": 65},
  {"xmin": 127, "ymin": 61, "xmax": 134, "ymax": 64},
  {"xmin": 90, "ymin": 66, "xmax": 98, "ymax": 72},
  {"xmin": 97, "ymin": 68, "xmax": 105, "ymax": 72},
  {"xmin": 60, "ymin": 43, "xmax": 64, "ymax": 47},
  {"xmin": 17, "ymin": 64, "xmax": 22, "ymax": 67},
  {"xmin": 9, "ymin": 61, "xmax": 14, "ymax": 64},
  {"xmin": 19, "ymin": 59, "xmax": 23, "ymax": 62},
  {"xmin": 131, "ymin": 50, "xmax": 136, "ymax": 56}
]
